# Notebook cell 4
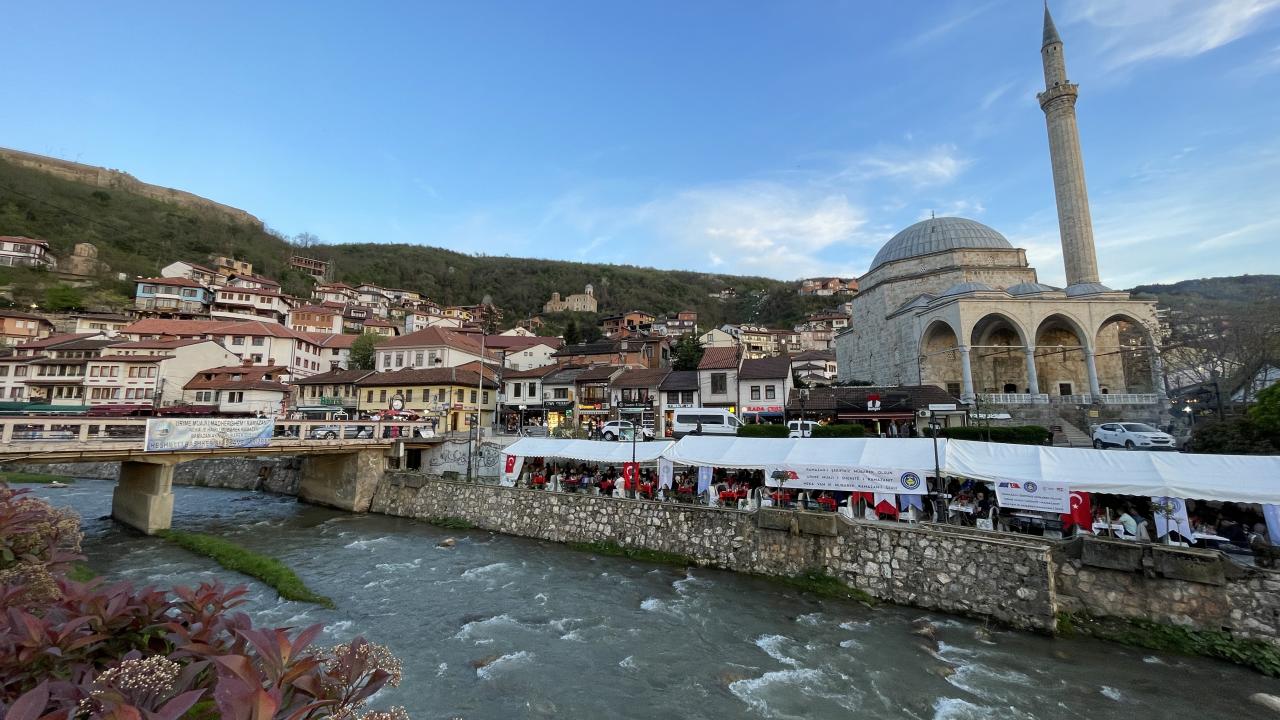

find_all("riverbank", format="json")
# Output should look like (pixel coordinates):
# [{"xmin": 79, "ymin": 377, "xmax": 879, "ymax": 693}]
[
  {"xmin": 32, "ymin": 480, "xmax": 1280, "ymax": 719},
  {"xmin": 370, "ymin": 474, "xmax": 1280, "ymax": 660}
]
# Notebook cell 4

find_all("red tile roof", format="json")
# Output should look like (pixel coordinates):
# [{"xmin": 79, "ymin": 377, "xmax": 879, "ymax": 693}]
[
  {"xmin": 15, "ymin": 332, "xmax": 103, "ymax": 350},
  {"xmin": 698, "ymin": 346, "xmax": 741, "ymax": 370},
  {"xmin": 107, "ymin": 338, "xmax": 211, "ymax": 350},
  {"xmin": 305, "ymin": 333, "xmax": 357, "ymax": 349},
  {"xmin": 124, "ymin": 318, "xmax": 315, "ymax": 342},
  {"xmin": 184, "ymin": 365, "xmax": 291, "ymax": 392},
  {"xmin": 377, "ymin": 326, "xmax": 493, "ymax": 357},
  {"xmin": 0, "ymin": 236, "xmax": 49, "ymax": 247},
  {"xmin": 135, "ymin": 276, "xmax": 206, "ymax": 288},
  {"xmin": 354, "ymin": 367, "xmax": 495, "ymax": 388}
]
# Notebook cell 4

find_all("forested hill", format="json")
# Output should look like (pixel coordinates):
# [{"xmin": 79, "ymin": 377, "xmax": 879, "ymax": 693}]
[
  {"xmin": 1131, "ymin": 275, "xmax": 1280, "ymax": 308},
  {"xmin": 0, "ymin": 155, "xmax": 833, "ymax": 327}
]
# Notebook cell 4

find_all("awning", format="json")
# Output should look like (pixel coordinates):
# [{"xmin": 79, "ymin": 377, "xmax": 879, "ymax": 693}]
[
  {"xmin": 943, "ymin": 440, "xmax": 1280, "ymax": 505},
  {"xmin": 502, "ymin": 438, "xmax": 673, "ymax": 464},
  {"xmin": 664, "ymin": 436, "xmax": 942, "ymax": 472}
]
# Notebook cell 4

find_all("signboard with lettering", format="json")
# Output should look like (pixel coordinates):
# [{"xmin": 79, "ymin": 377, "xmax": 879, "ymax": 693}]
[
  {"xmin": 993, "ymin": 480, "xmax": 1071, "ymax": 513},
  {"xmin": 144, "ymin": 418, "xmax": 274, "ymax": 452},
  {"xmin": 765, "ymin": 464, "xmax": 929, "ymax": 495}
]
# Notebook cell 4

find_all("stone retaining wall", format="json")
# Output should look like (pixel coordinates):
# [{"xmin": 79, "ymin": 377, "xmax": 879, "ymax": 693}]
[
  {"xmin": 371, "ymin": 475, "xmax": 1058, "ymax": 631},
  {"xmin": 6, "ymin": 458, "xmax": 301, "ymax": 495},
  {"xmin": 369, "ymin": 475, "xmax": 1280, "ymax": 645}
]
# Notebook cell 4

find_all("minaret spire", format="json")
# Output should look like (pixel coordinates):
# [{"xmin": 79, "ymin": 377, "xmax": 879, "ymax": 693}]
[{"xmin": 1037, "ymin": 2, "xmax": 1103, "ymax": 288}]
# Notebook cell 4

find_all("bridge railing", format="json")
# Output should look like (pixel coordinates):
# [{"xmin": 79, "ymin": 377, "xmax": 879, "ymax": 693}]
[{"xmin": 0, "ymin": 417, "xmax": 443, "ymax": 447}]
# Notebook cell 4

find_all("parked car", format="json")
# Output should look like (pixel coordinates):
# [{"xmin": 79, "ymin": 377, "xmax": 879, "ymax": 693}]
[
  {"xmin": 1091, "ymin": 422, "xmax": 1176, "ymax": 450},
  {"xmin": 787, "ymin": 420, "xmax": 818, "ymax": 438},
  {"xmin": 669, "ymin": 409, "xmax": 741, "ymax": 438},
  {"xmin": 308, "ymin": 424, "xmax": 374, "ymax": 440},
  {"xmin": 600, "ymin": 420, "xmax": 655, "ymax": 441}
]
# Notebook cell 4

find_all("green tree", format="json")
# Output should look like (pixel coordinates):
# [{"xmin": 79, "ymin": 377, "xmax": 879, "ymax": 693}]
[
  {"xmin": 672, "ymin": 334, "xmax": 705, "ymax": 371},
  {"xmin": 1249, "ymin": 382, "xmax": 1280, "ymax": 433},
  {"xmin": 43, "ymin": 285, "xmax": 85, "ymax": 312},
  {"xmin": 581, "ymin": 323, "xmax": 602, "ymax": 343},
  {"xmin": 349, "ymin": 333, "xmax": 386, "ymax": 370},
  {"xmin": 564, "ymin": 319, "xmax": 581, "ymax": 345}
]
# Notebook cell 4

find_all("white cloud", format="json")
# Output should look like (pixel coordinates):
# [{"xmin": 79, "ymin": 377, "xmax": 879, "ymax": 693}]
[
  {"xmin": 840, "ymin": 144, "xmax": 971, "ymax": 187},
  {"xmin": 902, "ymin": 1, "xmax": 1001, "ymax": 50},
  {"xmin": 1071, "ymin": 0, "xmax": 1280, "ymax": 69}
]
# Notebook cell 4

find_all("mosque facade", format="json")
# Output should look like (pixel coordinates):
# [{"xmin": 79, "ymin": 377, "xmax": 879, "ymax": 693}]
[{"xmin": 834, "ymin": 7, "xmax": 1163, "ymax": 421}]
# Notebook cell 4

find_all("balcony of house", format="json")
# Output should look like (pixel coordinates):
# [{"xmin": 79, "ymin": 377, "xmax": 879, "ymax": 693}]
[
  {"xmin": 211, "ymin": 306, "xmax": 285, "ymax": 323},
  {"xmin": 135, "ymin": 297, "xmax": 207, "ymax": 315}
]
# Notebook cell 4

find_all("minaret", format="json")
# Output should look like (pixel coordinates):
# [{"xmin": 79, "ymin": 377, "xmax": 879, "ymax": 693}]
[{"xmin": 1037, "ymin": 3, "xmax": 1102, "ymax": 288}]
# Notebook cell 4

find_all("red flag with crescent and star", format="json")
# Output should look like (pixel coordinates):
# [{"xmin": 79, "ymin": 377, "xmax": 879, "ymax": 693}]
[{"xmin": 1062, "ymin": 491, "xmax": 1092, "ymax": 531}]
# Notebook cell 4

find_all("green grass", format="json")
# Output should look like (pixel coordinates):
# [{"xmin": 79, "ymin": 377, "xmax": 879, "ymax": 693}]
[
  {"xmin": 1058, "ymin": 612, "xmax": 1280, "ymax": 677},
  {"xmin": 768, "ymin": 569, "xmax": 876, "ymax": 605},
  {"xmin": 157, "ymin": 530, "xmax": 333, "ymax": 608},
  {"xmin": 568, "ymin": 541, "xmax": 696, "ymax": 567},
  {"xmin": 427, "ymin": 516, "xmax": 477, "ymax": 530},
  {"xmin": 0, "ymin": 471, "xmax": 74, "ymax": 484},
  {"xmin": 66, "ymin": 564, "xmax": 99, "ymax": 582}
]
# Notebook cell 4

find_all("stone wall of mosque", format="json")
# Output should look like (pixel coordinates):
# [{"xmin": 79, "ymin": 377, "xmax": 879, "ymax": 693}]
[{"xmin": 369, "ymin": 475, "xmax": 1059, "ymax": 632}]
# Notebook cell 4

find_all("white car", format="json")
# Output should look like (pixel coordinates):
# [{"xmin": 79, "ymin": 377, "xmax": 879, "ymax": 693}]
[
  {"xmin": 787, "ymin": 420, "xmax": 818, "ymax": 438},
  {"xmin": 1092, "ymin": 422, "xmax": 1176, "ymax": 450},
  {"xmin": 600, "ymin": 420, "xmax": 654, "ymax": 441}
]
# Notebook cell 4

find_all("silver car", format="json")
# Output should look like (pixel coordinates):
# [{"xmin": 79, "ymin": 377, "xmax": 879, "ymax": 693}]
[{"xmin": 1092, "ymin": 422, "xmax": 1176, "ymax": 450}]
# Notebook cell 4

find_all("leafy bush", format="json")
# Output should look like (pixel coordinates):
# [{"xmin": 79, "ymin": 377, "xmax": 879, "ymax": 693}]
[
  {"xmin": 0, "ymin": 484, "xmax": 408, "ymax": 719},
  {"xmin": 810, "ymin": 424, "xmax": 866, "ymax": 438},
  {"xmin": 940, "ymin": 425, "xmax": 1051, "ymax": 445},
  {"xmin": 737, "ymin": 424, "xmax": 788, "ymax": 438},
  {"xmin": 1188, "ymin": 417, "xmax": 1280, "ymax": 455}
]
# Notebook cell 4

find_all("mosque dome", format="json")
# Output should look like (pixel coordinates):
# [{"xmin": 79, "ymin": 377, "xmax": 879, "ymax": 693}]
[{"xmin": 869, "ymin": 217, "xmax": 1013, "ymax": 273}]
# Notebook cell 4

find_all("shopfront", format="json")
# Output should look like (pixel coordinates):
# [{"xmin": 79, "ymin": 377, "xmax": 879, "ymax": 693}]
[{"xmin": 543, "ymin": 400, "xmax": 572, "ymax": 432}]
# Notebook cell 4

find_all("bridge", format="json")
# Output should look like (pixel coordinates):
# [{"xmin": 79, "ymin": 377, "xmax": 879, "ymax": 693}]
[{"xmin": 0, "ymin": 418, "xmax": 448, "ymax": 534}]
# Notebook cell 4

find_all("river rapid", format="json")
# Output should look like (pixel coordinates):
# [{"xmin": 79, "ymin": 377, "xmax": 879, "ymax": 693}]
[{"xmin": 28, "ymin": 480, "xmax": 1279, "ymax": 719}]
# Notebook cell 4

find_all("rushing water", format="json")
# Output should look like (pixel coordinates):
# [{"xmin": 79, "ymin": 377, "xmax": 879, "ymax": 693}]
[{"xmin": 27, "ymin": 480, "xmax": 1280, "ymax": 719}]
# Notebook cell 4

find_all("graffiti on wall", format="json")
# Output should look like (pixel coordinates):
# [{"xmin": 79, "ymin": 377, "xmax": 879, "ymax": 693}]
[{"xmin": 424, "ymin": 441, "xmax": 505, "ymax": 476}]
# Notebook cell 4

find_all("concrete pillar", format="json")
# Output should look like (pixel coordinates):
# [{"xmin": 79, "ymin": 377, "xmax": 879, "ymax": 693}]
[
  {"xmin": 297, "ymin": 449, "xmax": 385, "ymax": 513},
  {"xmin": 1024, "ymin": 345, "xmax": 1040, "ymax": 395},
  {"xmin": 1084, "ymin": 347, "xmax": 1102, "ymax": 400},
  {"xmin": 958, "ymin": 346, "xmax": 975, "ymax": 403},
  {"xmin": 111, "ymin": 461, "xmax": 175, "ymax": 534}
]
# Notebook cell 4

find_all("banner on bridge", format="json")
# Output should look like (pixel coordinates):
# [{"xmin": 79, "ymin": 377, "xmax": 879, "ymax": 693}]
[
  {"xmin": 764, "ymin": 464, "xmax": 929, "ymax": 495},
  {"xmin": 144, "ymin": 418, "xmax": 274, "ymax": 452}
]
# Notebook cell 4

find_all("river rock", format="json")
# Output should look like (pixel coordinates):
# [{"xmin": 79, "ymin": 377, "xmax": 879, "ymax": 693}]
[
  {"xmin": 1251, "ymin": 694, "xmax": 1280, "ymax": 714},
  {"xmin": 927, "ymin": 664, "xmax": 956, "ymax": 679},
  {"xmin": 438, "ymin": 537, "xmax": 457, "ymax": 548},
  {"xmin": 974, "ymin": 627, "xmax": 995, "ymax": 644},
  {"xmin": 717, "ymin": 670, "xmax": 750, "ymax": 687},
  {"xmin": 911, "ymin": 621, "xmax": 938, "ymax": 640},
  {"xmin": 470, "ymin": 654, "xmax": 503, "ymax": 669}
]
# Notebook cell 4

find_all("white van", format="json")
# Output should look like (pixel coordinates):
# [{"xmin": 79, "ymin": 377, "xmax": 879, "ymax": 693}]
[
  {"xmin": 787, "ymin": 420, "xmax": 818, "ymax": 438},
  {"xmin": 670, "ymin": 409, "xmax": 741, "ymax": 437}
]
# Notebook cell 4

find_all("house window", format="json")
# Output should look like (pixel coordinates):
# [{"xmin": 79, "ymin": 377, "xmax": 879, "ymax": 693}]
[
  {"xmin": 470, "ymin": 390, "xmax": 477, "ymax": 404},
  {"xmin": 482, "ymin": 391, "xmax": 489, "ymax": 404},
  {"xmin": 395, "ymin": 352, "xmax": 404, "ymax": 367},
  {"xmin": 379, "ymin": 389, "xmax": 387, "ymax": 403},
  {"xmin": 252, "ymin": 337, "xmax": 265, "ymax": 346},
  {"xmin": 512, "ymin": 383, "xmax": 522, "ymax": 398},
  {"xmin": 405, "ymin": 389, "xmax": 414, "ymax": 402},
  {"xmin": 232, "ymin": 337, "xmax": 245, "ymax": 346},
  {"xmin": 527, "ymin": 382, "xmax": 536, "ymax": 397},
  {"xmin": 228, "ymin": 391, "xmax": 244, "ymax": 403},
  {"xmin": 456, "ymin": 389, "xmax": 464, "ymax": 403},
  {"xmin": 750, "ymin": 385, "xmax": 761, "ymax": 400},
  {"xmin": 711, "ymin": 373, "xmax": 727, "ymax": 395},
  {"xmin": 946, "ymin": 382, "xmax": 962, "ymax": 398},
  {"xmin": 765, "ymin": 385, "xmax": 776, "ymax": 400},
  {"xmin": 554, "ymin": 388, "xmax": 568, "ymax": 400},
  {"xmin": 367, "ymin": 390, "xmax": 374, "ymax": 403}
]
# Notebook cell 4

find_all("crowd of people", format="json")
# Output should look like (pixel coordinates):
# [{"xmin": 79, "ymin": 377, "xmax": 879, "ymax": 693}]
[{"xmin": 513, "ymin": 458, "xmax": 1275, "ymax": 556}]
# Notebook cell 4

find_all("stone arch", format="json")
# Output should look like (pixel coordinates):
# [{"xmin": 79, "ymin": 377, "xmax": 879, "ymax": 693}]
[
  {"xmin": 969, "ymin": 313, "xmax": 1031, "ymax": 394},
  {"xmin": 1034, "ymin": 313, "xmax": 1092, "ymax": 398},
  {"xmin": 1093, "ymin": 312, "xmax": 1158, "ymax": 395},
  {"xmin": 919, "ymin": 319, "xmax": 963, "ymax": 395}
]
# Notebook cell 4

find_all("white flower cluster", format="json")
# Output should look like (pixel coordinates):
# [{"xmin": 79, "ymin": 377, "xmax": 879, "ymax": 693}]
[
  {"xmin": 93, "ymin": 655, "xmax": 181, "ymax": 695},
  {"xmin": 325, "ymin": 641, "xmax": 404, "ymax": 687}
]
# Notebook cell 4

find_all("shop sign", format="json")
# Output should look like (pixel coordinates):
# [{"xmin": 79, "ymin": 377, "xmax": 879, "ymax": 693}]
[
  {"xmin": 745, "ymin": 405, "xmax": 784, "ymax": 413},
  {"xmin": 867, "ymin": 393, "xmax": 881, "ymax": 412},
  {"xmin": 578, "ymin": 403, "xmax": 609, "ymax": 411},
  {"xmin": 617, "ymin": 400, "xmax": 653, "ymax": 408},
  {"xmin": 666, "ymin": 403, "xmax": 695, "ymax": 409}
]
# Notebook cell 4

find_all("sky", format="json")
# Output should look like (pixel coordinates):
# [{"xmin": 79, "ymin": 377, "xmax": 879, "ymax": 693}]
[{"xmin": 5, "ymin": 0, "xmax": 1280, "ymax": 287}]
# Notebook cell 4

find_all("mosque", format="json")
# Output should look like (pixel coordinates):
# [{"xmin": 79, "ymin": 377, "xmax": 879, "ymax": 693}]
[{"xmin": 833, "ymin": 7, "xmax": 1163, "ymax": 424}]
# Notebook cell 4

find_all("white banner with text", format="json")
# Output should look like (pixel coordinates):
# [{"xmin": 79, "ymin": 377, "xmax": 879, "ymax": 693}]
[
  {"xmin": 144, "ymin": 418, "xmax": 274, "ymax": 452},
  {"xmin": 764, "ymin": 465, "xmax": 928, "ymax": 495},
  {"xmin": 993, "ymin": 479, "xmax": 1071, "ymax": 513}
]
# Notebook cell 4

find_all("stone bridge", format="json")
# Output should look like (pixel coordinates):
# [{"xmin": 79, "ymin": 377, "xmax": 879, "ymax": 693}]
[{"xmin": 0, "ymin": 418, "xmax": 446, "ymax": 534}]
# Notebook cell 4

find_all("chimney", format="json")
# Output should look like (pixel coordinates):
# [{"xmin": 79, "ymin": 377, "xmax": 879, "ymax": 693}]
[
  {"xmin": 268, "ymin": 357, "xmax": 275, "ymax": 366},
  {"xmin": 241, "ymin": 357, "xmax": 253, "ymax": 367}
]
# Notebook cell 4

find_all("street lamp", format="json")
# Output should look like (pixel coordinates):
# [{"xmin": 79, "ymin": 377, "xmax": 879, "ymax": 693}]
[
  {"xmin": 1183, "ymin": 404, "xmax": 1194, "ymax": 427},
  {"xmin": 798, "ymin": 388, "xmax": 809, "ymax": 437}
]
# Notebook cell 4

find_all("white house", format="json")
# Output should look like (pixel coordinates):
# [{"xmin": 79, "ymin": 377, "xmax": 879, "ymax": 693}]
[
  {"xmin": 100, "ymin": 338, "xmax": 241, "ymax": 408},
  {"xmin": 120, "ymin": 319, "xmax": 326, "ymax": 378},
  {"xmin": 182, "ymin": 362, "xmax": 293, "ymax": 415},
  {"xmin": 374, "ymin": 327, "xmax": 494, "ymax": 372},
  {"xmin": 737, "ymin": 356, "xmax": 794, "ymax": 421},
  {"xmin": 697, "ymin": 345, "xmax": 742, "ymax": 411}
]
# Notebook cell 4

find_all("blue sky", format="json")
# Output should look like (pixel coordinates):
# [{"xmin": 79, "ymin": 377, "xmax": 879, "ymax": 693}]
[{"xmin": 5, "ymin": 0, "xmax": 1280, "ymax": 287}]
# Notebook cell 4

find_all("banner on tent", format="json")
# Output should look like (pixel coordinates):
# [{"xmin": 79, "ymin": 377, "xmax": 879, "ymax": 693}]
[
  {"xmin": 697, "ymin": 466, "xmax": 713, "ymax": 495},
  {"xmin": 658, "ymin": 458, "xmax": 673, "ymax": 489},
  {"xmin": 993, "ymin": 480, "xmax": 1070, "ymax": 513},
  {"xmin": 1151, "ymin": 496, "xmax": 1192, "ymax": 539},
  {"xmin": 764, "ymin": 465, "xmax": 929, "ymax": 495}
]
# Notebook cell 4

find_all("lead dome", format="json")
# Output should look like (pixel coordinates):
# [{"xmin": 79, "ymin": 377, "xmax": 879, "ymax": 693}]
[{"xmin": 868, "ymin": 217, "xmax": 1013, "ymax": 273}]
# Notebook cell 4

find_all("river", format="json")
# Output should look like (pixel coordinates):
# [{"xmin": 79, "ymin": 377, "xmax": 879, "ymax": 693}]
[{"xmin": 27, "ymin": 480, "xmax": 1278, "ymax": 719}]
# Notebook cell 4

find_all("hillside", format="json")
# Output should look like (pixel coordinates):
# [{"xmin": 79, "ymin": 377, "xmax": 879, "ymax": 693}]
[
  {"xmin": 1131, "ymin": 275, "xmax": 1280, "ymax": 308},
  {"xmin": 0, "ymin": 154, "xmax": 834, "ymax": 328}
]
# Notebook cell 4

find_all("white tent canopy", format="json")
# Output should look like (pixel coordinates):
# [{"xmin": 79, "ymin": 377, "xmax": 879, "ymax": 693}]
[
  {"xmin": 663, "ymin": 435, "xmax": 943, "ymax": 473},
  {"xmin": 944, "ymin": 439, "xmax": 1280, "ymax": 505},
  {"xmin": 502, "ymin": 438, "xmax": 673, "ymax": 464}
]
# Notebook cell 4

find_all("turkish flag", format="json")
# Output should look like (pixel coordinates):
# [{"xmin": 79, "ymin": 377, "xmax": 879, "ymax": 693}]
[
  {"xmin": 1062, "ymin": 491, "xmax": 1092, "ymax": 531},
  {"xmin": 623, "ymin": 462, "xmax": 639, "ymax": 489},
  {"xmin": 504, "ymin": 454, "xmax": 517, "ymax": 474}
]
